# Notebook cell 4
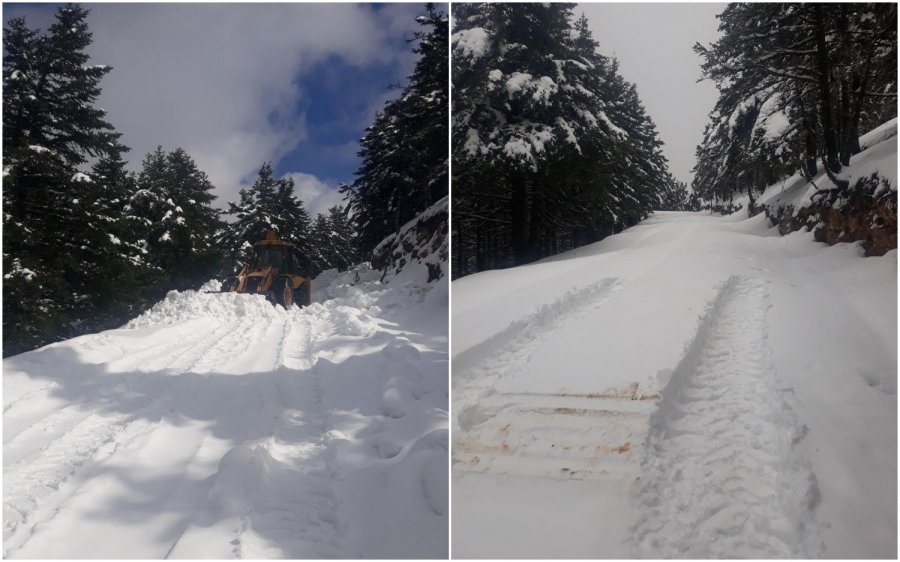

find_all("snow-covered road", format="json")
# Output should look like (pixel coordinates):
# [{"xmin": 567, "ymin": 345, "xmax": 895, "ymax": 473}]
[
  {"xmin": 452, "ymin": 211, "xmax": 896, "ymax": 558},
  {"xmin": 4, "ymin": 268, "xmax": 448, "ymax": 558}
]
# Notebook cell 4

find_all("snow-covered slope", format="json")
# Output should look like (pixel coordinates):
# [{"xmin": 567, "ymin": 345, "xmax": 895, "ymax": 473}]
[
  {"xmin": 4, "ymin": 264, "xmax": 448, "ymax": 558},
  {"xmin": 738, "ymin": 117, "xmax": 897, "ymax": 213},
  {"xmin": 452, "ymin": 211, "xmax": 896, "ymax": 558}
]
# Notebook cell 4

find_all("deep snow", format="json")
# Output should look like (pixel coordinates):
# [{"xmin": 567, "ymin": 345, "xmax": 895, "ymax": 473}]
[
  {"xmin": 452, "ymin": 210, "xmax": 896, "ymax": 558},
  {"xmin": 739, "ymin": 118, "xmax": 897, "ymax": 214},
  {"xmin": 4, "ymin": 264, "xmax": 448, "ymax": 558}
]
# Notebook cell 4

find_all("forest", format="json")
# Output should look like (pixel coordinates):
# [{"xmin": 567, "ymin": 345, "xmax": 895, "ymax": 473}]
[
  {"xmin": 2, "ymin": 3, "xmax": 447, "ymax": 356},
  {"xmin": 451, "ymin": 3, "xmax": 688, "ymax": 278},
  {"xmin": 692, "ymin": 3, "xmax": 897, "ymax": 212}
]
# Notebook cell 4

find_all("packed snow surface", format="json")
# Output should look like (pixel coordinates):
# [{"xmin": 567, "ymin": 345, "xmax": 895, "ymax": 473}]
[
  {"xmin": 4, "ymin": 265, "xmax": 448, "ymax": 558},
  {"xmin": 452, "ymin": 211, "xmax": 896, "ymax": 558}
]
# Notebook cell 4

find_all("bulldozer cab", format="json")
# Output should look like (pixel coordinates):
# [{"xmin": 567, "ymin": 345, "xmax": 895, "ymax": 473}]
[
  {"xmin": 254, "ymin": 244, "xmax": 289, "ymax": 272},
  {"xmin": 252, "ymin": 231, "xmax": 301, "ymax": 274}
]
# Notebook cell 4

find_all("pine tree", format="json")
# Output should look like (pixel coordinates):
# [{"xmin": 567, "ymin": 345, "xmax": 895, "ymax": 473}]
[
  {"xmin": 132, "ymin": 146, "xmax": 224, "ymax": 293},
  {"xmin": 2, "ymin": 4, "xmax": 137, "ymax": 355},
  {"xmin": 693, "ymin": 3, "xmax": 897, "ymax": 203},
  {"xmin": 220, "ymin": 163, "xmax": 315, "ymax": 274},
  {"xmin": 344, "ymin": 4, "xmax": 449, "ymax": 255},
  {"xmin": 310, "ymin": 205, "xmax": 358, "ymax": 272},
  {"xmin": 452, "ymin": 4, "xmax": 675, "ymax": 275}
]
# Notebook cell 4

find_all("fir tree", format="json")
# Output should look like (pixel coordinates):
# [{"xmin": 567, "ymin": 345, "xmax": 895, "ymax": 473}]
[
  {"xmin": 132, "ymin": 146, "xmax": 224, "ymax": 293},
  {"xmin": 343, "ymin": 4, "xmax": 448, "ymax": 255},
  {"xmin": 692, "ymin": 3, "xmax": 897, "ymax": 203},
  {"xmin": 310, "ymin": 205, "xmax": 358, "ymax": 272},
  {"xmin": 452, "ymin": 4, "xmax": 676, "ymax": 275},
  {"xmin": 2, "ymin": 4, "xmax": 136, "ymax": 355},
  {"xmin": 220, "ymin": 163, "xmax": 315, "ymax": 274}
]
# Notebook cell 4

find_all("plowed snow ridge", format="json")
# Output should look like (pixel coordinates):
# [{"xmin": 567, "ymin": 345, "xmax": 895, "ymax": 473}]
[{"xmin": 633, "ymin": 275, "xmax": 821, "ymax": 558}]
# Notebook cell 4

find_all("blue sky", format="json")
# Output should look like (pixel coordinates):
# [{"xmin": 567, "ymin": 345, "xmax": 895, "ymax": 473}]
[{"xmin": 2, "ymin": 3, "xmax": 435, "ymax": 214}]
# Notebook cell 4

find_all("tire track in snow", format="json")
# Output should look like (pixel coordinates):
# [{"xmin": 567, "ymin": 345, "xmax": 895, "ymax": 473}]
[
  {"xmin": 3, "ymin": 409, "xmax": 153, "ymax": 557},
  {"xmin": 453, "ymin": 279, "xmax": 644, "ymax": 480},
  {"xmin": 5, "ymin": 298, "xmax": 347, "ymax": 558},
  {"xmin": 189, "ymin": 310, "xmax": 276, "ymax": 374},
  {"xmin": 632, "ymin": 276, "xmax": 821, "ymax": 558},
  {"xmin": 105, "ymin": 320, "xmax": 230, "ymax": 373},
  {"xmin": 3, "ymin": 405, "xmax": 93, "ymax": 456},
  {"xmin": 197, "ymin": 304, "xmax": 341, "ymax": 558},
  {"xmin": 263, "ymin": 306, "xmax": 340, "ymax": 557},
  {"xmin": 3, "ymin": 313, "xmax": 270, "ymax": 556}
]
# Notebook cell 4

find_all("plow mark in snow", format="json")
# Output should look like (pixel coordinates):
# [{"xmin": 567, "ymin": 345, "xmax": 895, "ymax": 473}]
[
  {"xmin": 633, "ymin": 276, "xmax": 821, "ymax": 558},
  {"xmin": 455, "ymin": 389, "xmax": 657, "ymax": 481},
  {"xmin": 4, "ymin": 303, "xmax": 342, "ymax": 559},
  {"xmin": 181, "ymin": 307, "xmax": 341, "ymax": 559},
  {"xmin": 453, "ymin": 279, "xmax": 657, "ymax": 481},
  {"xmin": 3, "ymin": 409, "xmax": 150, "ymax": 556}
]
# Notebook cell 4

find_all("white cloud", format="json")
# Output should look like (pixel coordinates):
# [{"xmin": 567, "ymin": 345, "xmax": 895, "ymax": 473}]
[
  {"xmin": 287, "ymin": 172, "xmax": 347, "ymax": 217},
  {"xmin": 76, "ymin": 4, "xmax": 416, "ymax": 206}
]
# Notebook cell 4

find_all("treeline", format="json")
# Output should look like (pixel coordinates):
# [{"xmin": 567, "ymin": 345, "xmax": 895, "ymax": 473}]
[
  {"xmin": 692, "ymin": 3, "xmax": 897, "ymax": 211},
  {"xmin": 451, "ymin": 3, "xmax": 684, "ymax": 277},
  {"xmin": 3, "ymin": 3, "xmax": 447, "ymax": 356}
]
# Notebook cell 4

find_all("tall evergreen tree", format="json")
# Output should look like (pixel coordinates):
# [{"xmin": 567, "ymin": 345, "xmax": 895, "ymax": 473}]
[
  {"xmin": 310, "ymin": 205, "xmax": 357, "ymax": 272},
  {"xmin": 692, "ymin": 3, "xmax": 897, "ymax": 204},
  {"xmin": 452, "ymin": 4, "xmax": 675, "ymax": 275},
  {"xmin": 2, "ymin": 4, "xmax": 139, "ymax": 355},
  {"xmin": 343, "ymin": 4, "xmax": 448, "ymax": 255},
  {"xmin": 219, "ymin": 163, "xmax": 315, "ymax": 274},
  {"xmin": 132, "ymin": 146, "xmax": 224, "ymax": 292}
]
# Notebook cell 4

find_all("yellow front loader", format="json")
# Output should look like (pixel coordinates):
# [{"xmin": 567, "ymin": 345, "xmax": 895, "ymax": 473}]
[{"xmin": 220, "ymin": 230, "xmax": 312, "ymax": 307}]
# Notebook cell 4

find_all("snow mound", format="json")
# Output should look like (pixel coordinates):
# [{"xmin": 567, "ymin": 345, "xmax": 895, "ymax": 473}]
[
  {"xmin": 209, "ymin": 445, "xmax": 279, "ymax": 516},
  {"xmin": 125, "ymin": 289, "xmax": 282, "ymax": 329}
]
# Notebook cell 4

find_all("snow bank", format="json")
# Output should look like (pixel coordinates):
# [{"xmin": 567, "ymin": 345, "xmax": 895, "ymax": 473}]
[
  {"xmin": 372, "ymin": 196, "xmax": 448, "ymax": 286},
  {"xmin": 125, "ymin": 289, "xmax": 281, "ymax": 329},
  {"xmin": 736, "ymin": 118, "xmax": 898, "ymax": 213}
]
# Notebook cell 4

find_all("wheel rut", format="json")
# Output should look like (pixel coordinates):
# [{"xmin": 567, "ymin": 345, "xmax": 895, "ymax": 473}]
[
  {"xmin": 3, "ymin": 409, "xmax": 152, "ymax": 556},
  {"xmin": 632, "ymin": 275, "xmax": 821, "ymax": 558}
]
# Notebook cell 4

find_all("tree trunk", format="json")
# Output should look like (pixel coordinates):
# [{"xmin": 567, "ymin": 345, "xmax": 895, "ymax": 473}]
[
  {"xmin": 847, "ymin": 41, "xmax": 875, "ymax": 159},
  {"xmin": 814, "ymin": 4, "xmax": 842, "ymax": 175},
  {"xmin": 747, "ymin": 173, "xmax": 756, "ymax": 216},
  {"xmin": 510, "ymin": 178, "xmax": 530, "ymax": 266},
  {"xmin": 796, "ymin": 84, "xmax": 819, "ymax": 178},
  {"xmin": 838, "ymin": 4, "xmax": 853, "ymax": 167},
  {"xmin": 527, "ymin": 186, "xmax": 542, "ymax": 262}
]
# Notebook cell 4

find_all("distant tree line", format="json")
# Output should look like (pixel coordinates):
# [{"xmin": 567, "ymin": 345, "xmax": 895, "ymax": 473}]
[
  {"xmin": 692, "ymin": 3, "xmax": 897, "ymax": 212},
  {"xmin": 451, "ymin": 3, "xmax": 686, "ymax": 278},
  {"xmin": 2, "ymin": 3, "xmax": 394, "ymax": 356}
]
